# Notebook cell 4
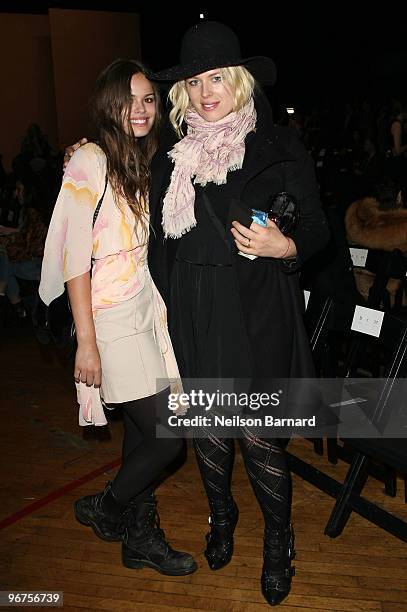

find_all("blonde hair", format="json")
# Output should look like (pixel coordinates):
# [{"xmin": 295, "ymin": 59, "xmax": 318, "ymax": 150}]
[{"xmin": 168, "ymin": 66, "xmax": 255, "ymax": 137}]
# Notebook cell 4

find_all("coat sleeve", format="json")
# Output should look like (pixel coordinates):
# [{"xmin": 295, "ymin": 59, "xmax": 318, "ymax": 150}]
[
  {"xmin": 283, "ymin": 131, "xmax": 330, "ymax": 269},
  {"xmin": 39, "ymin": 144, "xmax": 104, "ymax": 306}
]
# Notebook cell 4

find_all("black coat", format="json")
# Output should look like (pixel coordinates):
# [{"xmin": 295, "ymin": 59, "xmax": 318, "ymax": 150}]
[{"xmin": 148, "ymin": 95, "xmax": 330, "ymax": 384}]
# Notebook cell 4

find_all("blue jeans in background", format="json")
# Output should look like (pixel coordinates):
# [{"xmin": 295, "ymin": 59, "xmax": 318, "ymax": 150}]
[{"xmin": 0, "ymin": 251, "xmax": 42, "ymax": 301}]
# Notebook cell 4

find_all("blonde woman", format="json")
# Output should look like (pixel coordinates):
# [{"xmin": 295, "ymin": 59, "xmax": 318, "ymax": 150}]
[{"xmin": 148, "ymin": 21, "xmax": 329, "ymax": 606}]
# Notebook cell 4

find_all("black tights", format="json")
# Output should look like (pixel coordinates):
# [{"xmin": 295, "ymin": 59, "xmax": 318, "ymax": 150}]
[
  {"xmin": 110, "ymin": 388, "xmax": 182, "ymax": 504},
  {"xmin": 193, "ymin": 426, "xmax": 291, "ymax": 528}
]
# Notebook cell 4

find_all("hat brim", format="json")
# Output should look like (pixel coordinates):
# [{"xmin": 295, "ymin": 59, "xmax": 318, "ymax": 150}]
[{"xmin": 152, "ymin": 55, "xmax": 277, "ymax": 86}]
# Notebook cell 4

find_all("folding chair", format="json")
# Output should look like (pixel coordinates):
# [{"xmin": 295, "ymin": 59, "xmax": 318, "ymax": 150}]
[
  {"xmin": 304, "ymin": 294, "xmax": 355, "ymax": 462},
  {"xmin": 288, "ymin": 304, "xmax": 407, "ymax": 542},
  {"xmin": 306, "ymin": 247, "xmax": 407, "ymax": 464}
]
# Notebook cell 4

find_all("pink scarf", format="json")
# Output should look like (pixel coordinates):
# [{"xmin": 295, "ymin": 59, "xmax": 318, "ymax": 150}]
[{"xmin": 162, "ymin": 99, "xmax": 256, "ymax": 239}]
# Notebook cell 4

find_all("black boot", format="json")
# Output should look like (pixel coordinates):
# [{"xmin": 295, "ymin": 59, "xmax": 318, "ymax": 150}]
[
  {"xmin": 74, "ymin": 482, "xmax": 128, "ymax": 542},
  {"xmin": 261, "ymin": 523, "xmax": 295, "ymax": 606},
  {"xmin": 204, "ymin": 496, "xmax": 239, "ymax": 570},
  {"xmin": 122, "ymin": 493, "xmax": 197, "ymax": 576}
]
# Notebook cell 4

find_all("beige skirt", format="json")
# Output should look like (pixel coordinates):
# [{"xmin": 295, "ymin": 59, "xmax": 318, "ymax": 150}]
[{"xmin": 94, "ymin": 273, "xmax": 169, "ymax": 403}]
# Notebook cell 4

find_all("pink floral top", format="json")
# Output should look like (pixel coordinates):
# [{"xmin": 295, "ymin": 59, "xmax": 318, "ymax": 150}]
[
  {"xmin": 39, "ymin": 143, "xmax": 186, "ymax": 425},
  {"xmin": 39, "ymin": 143, "xmax": 148, "ymax": 312}
]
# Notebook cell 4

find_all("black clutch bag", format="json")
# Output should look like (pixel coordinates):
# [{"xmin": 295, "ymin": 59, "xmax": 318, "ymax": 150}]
[{"xmin": 267, "ymin": 191, "xmax": 299, "ymax": 235}]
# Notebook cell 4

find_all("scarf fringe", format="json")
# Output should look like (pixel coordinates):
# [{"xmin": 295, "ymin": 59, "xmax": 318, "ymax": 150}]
[{"xmin": 164, "ymin": 218, "xmax": 197, "ymax": 239}]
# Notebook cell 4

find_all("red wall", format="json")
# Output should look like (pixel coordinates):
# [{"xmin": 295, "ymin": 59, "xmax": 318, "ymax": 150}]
[
  {"xmin": 0, "ymin": 14, "xmax": 57, "ymax": 171},
  {"xmin": 0, "ymin": 10, "xmax": 141, "ymax": 171},
  {"xmin": 49, "ymin": 9, "xmax": 141, "ymax": 149}
]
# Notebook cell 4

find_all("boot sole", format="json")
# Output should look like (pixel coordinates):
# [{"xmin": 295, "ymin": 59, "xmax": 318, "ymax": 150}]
[
  {"xmin": 122, "ymin": 553, "xmax": 198, "ymax": 576},
  {"xmin": 74, "ymin": 502, "xmax": 122, "ymax": 543}
]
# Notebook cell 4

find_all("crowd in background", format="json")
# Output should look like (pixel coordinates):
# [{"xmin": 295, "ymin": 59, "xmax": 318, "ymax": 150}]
[
  {"xmin": 0, "ymin": 124, "xmax": 62, "ymax": 323},
  {"xmin": 1, "ymin": 95, "xmax": 406, "ymax": 328}
]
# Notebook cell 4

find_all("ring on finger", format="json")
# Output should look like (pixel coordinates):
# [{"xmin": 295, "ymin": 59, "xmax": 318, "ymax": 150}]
[{"xmin": 247, "ymin": 238, "xmax": 251, "ymax": 247}]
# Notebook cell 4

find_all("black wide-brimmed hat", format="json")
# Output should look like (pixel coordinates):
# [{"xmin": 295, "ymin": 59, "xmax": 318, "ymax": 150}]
[{"xmin": 153, "ymin": 21, "xmax": 277, "ymax": 86}]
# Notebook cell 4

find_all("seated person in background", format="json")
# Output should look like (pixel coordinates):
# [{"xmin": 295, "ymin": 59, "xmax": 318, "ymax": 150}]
[
  {"xmin": 386, "ymin": 104, "xmax": 407, "ymax": 189},
  {"xmin": 345, "ymin": 178, "xmax": 407, "ymax": 307},
  {"xmin": 353, "ymin": 135, "xmax": 385, "ymax": 198},
  {"xmin": 0, "ymin": 177, "xmax": 47, "ymax": 320},
  {"xmin": 389, "ymin": 107, "xmax": 407, "ymax": 157}
]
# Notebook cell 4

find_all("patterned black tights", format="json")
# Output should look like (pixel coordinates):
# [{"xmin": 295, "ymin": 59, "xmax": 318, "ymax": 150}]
[{"xmin": 193, "ymin": 426, "xmax": 291, "ymax": 528}]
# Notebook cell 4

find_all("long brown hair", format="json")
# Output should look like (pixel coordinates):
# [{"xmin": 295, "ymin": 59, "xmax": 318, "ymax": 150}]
[{"xmin": 90, "ymin": 59, "xmax": 161, "ymax": 225}]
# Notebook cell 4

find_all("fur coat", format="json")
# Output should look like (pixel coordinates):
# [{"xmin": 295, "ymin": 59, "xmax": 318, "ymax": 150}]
[
  {"xmin": 345, "ymin": 197, "xmax": 407, "ymax": 305},
  {"xmin": 345, "ymin": 197, "xmax": 407, "ymax": 253}
]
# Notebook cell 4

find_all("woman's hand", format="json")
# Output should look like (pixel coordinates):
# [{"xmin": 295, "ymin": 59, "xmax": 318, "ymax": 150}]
[
  {"xmin": 63, "ymin": 137, "xmax": 88, "ymax": 169},
  {"xmin": 231, "ymin": 218, "xmax": 296, "ymax": 258},
  {"xmin": 67, "ymin": 273, "xmax": 99, "ymax": 386},
  {"xmin": 74, "ymin": 340, "xmax": 102, "ymax": 387}
]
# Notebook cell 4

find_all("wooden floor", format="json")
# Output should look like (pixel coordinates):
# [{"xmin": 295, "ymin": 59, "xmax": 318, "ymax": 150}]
[{"xmin": 1, "ymin": 328, "xmax": 407, "ymax": 611}]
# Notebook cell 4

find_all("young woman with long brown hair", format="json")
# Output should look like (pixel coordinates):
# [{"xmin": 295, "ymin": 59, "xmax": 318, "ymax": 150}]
[{"xmin": 39, "ymin": 59, "xmax": 197, "ymax": 576}]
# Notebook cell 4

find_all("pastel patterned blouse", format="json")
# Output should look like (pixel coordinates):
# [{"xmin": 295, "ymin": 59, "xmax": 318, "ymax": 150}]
[
  {"xmin": 39, "ymin": 143, "xmax": 186, "ymax": 424},
  {"xmin": 39, "ymin": 142, "xmax": 148, "ymax": 311}
]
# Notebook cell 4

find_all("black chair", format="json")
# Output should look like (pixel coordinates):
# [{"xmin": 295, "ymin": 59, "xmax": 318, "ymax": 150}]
[
  {"xmin": 288, "ymin": 302, "xmax": 407, "ymax": 542},
  {"xmin": 304, "ymin": 295, "xmax": 356, "ymax": 462},
  {"xmin": 305, "ymin": 247, "xmax": 407, "ymax": 464},
  {"xmin": 324, "ymin": 438, "xmax": 407, "ymax": 540}
]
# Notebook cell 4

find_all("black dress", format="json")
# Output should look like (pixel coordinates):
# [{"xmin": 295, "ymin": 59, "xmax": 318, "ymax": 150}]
[
  {"xmin": 170, "ymin": 180, "xmax": 252, "ymax": 379},
  {"xmin": 147, "ymin": 98, "xmax": 331, "ymax": 529},
  {"xmin": 170, "ymin": 133, "xmax": 317, "ymax": 388},
  {"xmin": 148, "ymin": 93, "xmax": 331, "ymax": 402}
]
